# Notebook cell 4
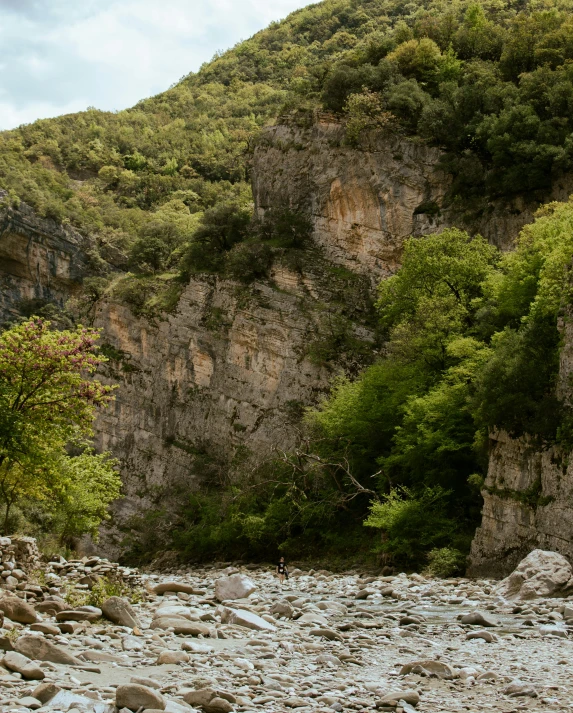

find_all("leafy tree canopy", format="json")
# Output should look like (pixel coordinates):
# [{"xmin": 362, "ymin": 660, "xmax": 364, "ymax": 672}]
[{"xmin": 0, "ymin": 319, "xmax": 120, "ymax": 538}]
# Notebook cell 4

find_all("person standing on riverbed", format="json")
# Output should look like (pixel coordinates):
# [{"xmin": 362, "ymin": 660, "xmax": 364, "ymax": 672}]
[{"xmin": 276, "ymin": 556, "xmax": 288, "ymax": 586}]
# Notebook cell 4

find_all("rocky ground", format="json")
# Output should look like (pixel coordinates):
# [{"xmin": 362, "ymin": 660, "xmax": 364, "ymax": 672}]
[{"xmin": 1, "ymin": 549, "xmax": 573, "ymax": 713}]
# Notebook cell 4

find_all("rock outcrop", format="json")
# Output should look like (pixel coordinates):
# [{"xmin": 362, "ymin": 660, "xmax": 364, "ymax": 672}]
[
  {"xmin": 468, "ymin": 431, "xmax": 573, "ymax": 577},
  {"xmin": 253, "ymin": 117, "xmax": 450, "ymax": 279},
  {"xmin": 252, "ymin": 116, "xmax": 573, "ymax": 278},
  {"xmin": 0, "ymin": 191, "xmax": 88, "ymax": 323}
]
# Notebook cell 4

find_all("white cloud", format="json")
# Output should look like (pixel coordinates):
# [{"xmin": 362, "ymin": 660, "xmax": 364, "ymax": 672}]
[{"xmin": 0, "ymin": 0, "xmax": 311, "ymax": 130}]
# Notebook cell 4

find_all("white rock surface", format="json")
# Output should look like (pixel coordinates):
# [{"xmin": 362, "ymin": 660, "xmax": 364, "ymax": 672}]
[
  {"xmin": 214, "ymin": 574, "xmax": 257, "ymax": 602},
  {"xmin": 496, "ymin": 549, "xmax": 573, "ymax": 599}
]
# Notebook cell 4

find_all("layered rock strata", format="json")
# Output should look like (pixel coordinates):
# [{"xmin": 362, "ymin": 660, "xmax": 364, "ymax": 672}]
[
  {"xmin": 93, "ymin": 273, "xmax": 349, "ymax": 546},
  {"xmin": 253, "ymin": 117, "xmax": 449, "ymax": 279},
  {"xmin": 0, "ymin": 192, "xmax": 87, "ymax": 322}
]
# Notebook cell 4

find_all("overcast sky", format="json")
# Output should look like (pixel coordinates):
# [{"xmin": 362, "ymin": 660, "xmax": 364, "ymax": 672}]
[{"xmin": 0, "ymin": 0, "xmax": 312, "ymax": 131}]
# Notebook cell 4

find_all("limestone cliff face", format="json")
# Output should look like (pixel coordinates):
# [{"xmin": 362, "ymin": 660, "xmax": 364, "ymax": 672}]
[
  {"xmin": 468, "ymin": 311, "xmax": 573, "ymax": 577},
  {"xmin": 253, "ymin": 118, "xmax": 449, "ymax": 279},
  {"xmin": 468, "ymin": 431, "xmax": 573, "ymax": 577},
  {"xmin": 0, "ymin": 191, "xmax": 88, "ymax": 322},
  {"xmin": 252, "ymin": 117, "xmax": 573, "ymax": 278},
  {"xmin": 92, "ymin": 268, "xmax": 370, "ymax": 554}
]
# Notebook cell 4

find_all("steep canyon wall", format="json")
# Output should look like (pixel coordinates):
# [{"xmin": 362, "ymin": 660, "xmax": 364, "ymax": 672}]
[{"xmin": 3, "ymin": 120, "xmax": 573, "ymax": 566}]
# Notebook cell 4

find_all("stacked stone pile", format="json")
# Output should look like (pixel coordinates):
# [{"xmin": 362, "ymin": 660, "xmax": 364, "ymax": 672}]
[
  {"xmin": 0, "ymin": 537, "xmax": 142, "ymax": 606},
  {"xmin": 0, "ymin": 537, "xmax": 41, "ymax": 589},
  {"xmin": 44, "ymin": 555, "xmax": 142, "ymax": 591}
]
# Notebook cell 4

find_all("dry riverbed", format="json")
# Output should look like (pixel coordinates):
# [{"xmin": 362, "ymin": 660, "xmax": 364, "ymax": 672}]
[{"xmin": 1, "ymin": 551, "xmax": 573, "ymax": 713}]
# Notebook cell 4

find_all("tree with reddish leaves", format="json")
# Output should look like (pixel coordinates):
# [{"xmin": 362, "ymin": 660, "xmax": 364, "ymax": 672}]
[{"xmin": 0, "ymin": 318, "xmax": 118, "ymax": 535}]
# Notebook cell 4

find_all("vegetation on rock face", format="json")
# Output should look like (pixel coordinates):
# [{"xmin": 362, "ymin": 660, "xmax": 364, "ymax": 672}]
[
  {"xmin": 138, "ymin": 202, "xmax": 573, "ymax": 569},
  {"xmin": 0, "ymin": 319, "xmax": 120, "ymax": 542},
  {"xmin": 5, "ymin": 0, "xmax": 573, "ymax": 567}
]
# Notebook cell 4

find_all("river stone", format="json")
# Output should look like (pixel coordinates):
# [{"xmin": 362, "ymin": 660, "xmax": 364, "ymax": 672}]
[
  {"xmin": 377, "ymin": 689, "xmax": 420, "ymax": 706},
  {"xmin": 56, "ymin": 609, "xmax": 99, "ymax": 623},
  {"xmin": 153, "ymin": 582, "xmax": 196, "ymax": 595},
  {"xmin": 101, "ymin": 596, "xmax": 140, "ymax": 628},
  {"xmin": 15, "ymin": 635, "xmax": 83, "ymax": 665},
  {"xmin": 298, "ymin": 612, "xmax": 329, "ymax": 626},
  {"xmin": 155, "ymin": 605, "xmax": 198, "ymax": 620},
  {"xmin": 214, "ymin": 573, "xmax": 257, "ymax": 601},
  {"xmin": 17, "ymin": 696, "xmax": 42, "ymax": 710},
  {"xmin": 130, "ymin": 675, "xmax": 162, "ymax": 689},
  {"xmin": 219, "ymin": 606, "xmax": 276, "ymax": 631},
  {"xmin": 270, "ymin": 601, "xmax": 294, "ymax": 618},
  {"xmin": 400, "ymin": 660, "xmax": 456, "ymax": 679},
  {"xmin": 34, "ymin": 599, "xmax": 68, "ymax": 614},
  {"xmin": 309, "ymin": 627, "xmax": 343, "ymax": 641},
  {"xmin": 116, "ymin": 683, "xmax": 166, "ymax": 711},
  {"xmin": 157, "ymin": 649, "xmax": 189, "ymax": 664},
  {"xmin": 184, "ymin": 689, "xmax": 234, "ymax": 713},
  {"xmin": 32, "ymin": 682, "xmax": 62, "ymax": 704},
  {"xmin": 46, "ymin": 690, "xmax": 106, "ymax": 710},
  {"xmin": 182, "ymin": 640, "xmax": 214, "ymax": 653},
  {"xmin": 82, "ymin": 649, "xmax": 125, "ymax": 663},
  {"xmin": 539, "ymin": 624, "xmax": 568, "ymax": 637},
  {"xmin": 502, "ymin": 679, "xmax": 538, "ymax": 697},
  {"xmin": 0, "ymin": 597, "xmax": 38, "ymax": 624},
  {"xmin": 3, "ymin": 651, "xmax": 45, "ymax": 680},
  {"xmin": 466, "ymin": 630, "xmax": 498, "ymax": 643},
  {"xmin": 496, "ymin": 549, "xmax": 573, "ymax": 600},
  {"xmin": 122, "ymin": 635, "xmax": 145, "ymax": 651},
  {"xmin": 460, "ymin": 611, "xmax": 497, "ymax": 627},
  {"xmin": 150, "ymin": 616, "xmax": 211, "ymax": 636},
  {"xmin": 30, "ymin": 623, "xmax": 60, "ymax": 635}
]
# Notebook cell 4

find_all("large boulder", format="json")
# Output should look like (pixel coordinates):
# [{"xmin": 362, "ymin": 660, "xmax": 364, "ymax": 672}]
[
  {"xmin": 101, "ymin": 596, "xmax": 140, "ymax": 628},
  {"xmin": 495, "ymin": 549, "xmax": 573, "ymax": 600},
  {"xmin": 15, "ymin": 635, "xmax": 82, "ymax": 665},
  {"xmin": 214, "ymin": 574, "xmax": 256, "ymax": 602},
  {"xmin": 0, "ymin": 597, "xmax": 38, "ymax": 624},
  {"xmin": 116, "ymin": 683, "xmax": 166, "ymax": 711}
]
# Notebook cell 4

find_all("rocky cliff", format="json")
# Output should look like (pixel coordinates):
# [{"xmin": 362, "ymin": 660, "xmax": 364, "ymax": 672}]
[
  {"xmin": 3, "ymin": 118, "xmax": 573, "ymax": 564},
  {"xmin": 252, "ymin": 117, "xmax": 573, "ymax": 278},
  {"xmin": 468, "ymin": 311, "xmax": 573, "ymax": 577},
  {"xmin": 0, "ymin": 191, "xmax": 88, "ymax": 323},
  {"xmin": 92, "ymin": 269, "xmax": 361, "ymax": 552},
  {"xmin": 468, "ymin": 431, "xmax": 573, "ymax": 578},
  {"xmin": 253, "ymin": 117, "xmax": 449, "ymax": 279}
]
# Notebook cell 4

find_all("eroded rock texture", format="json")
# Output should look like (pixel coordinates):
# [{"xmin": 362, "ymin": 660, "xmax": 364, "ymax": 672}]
[
  {"xmin": 92, "ymin": 275, "xmax": 347, "ymax": 550},
  {"xmin": 468, "ymin": 431, "xmax": 573, "ymax": 577},
  {"xmin": 253, "ymin": 118, "xmax": 449, "ymax": 278},
  {"xmin": 0, "ymin": 191, "xmax": 87, "ymax": 322}
]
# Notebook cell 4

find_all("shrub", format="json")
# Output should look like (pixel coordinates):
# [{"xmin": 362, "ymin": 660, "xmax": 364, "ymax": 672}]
[
  {"xmin": 425, "ymin": 547, "xmax": 466, "ymax": 578},
  {"xmin": 364, "ymin": 486, "xmax": 457, "ymax": 567},
  {"xmin": 226, "ymin": 242, "xmax": 273, "ymax": 282}
]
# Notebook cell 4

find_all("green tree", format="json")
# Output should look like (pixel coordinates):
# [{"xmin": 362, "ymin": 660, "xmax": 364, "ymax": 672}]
[
  {"xmin": 0, "ymin": 318, "xmax": 116, "ymax": 533},
  {"xmin": 50, "ymin": 451, "xmax": 121, "ymax": 545}
]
